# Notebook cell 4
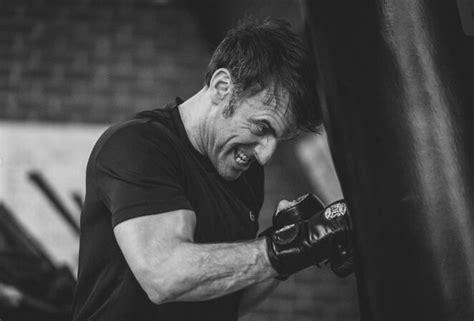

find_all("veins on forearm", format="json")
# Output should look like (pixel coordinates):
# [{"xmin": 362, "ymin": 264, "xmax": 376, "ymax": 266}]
[{"xmin": 156, "ymin": 239, "xmax": 273, "ymax": 303}]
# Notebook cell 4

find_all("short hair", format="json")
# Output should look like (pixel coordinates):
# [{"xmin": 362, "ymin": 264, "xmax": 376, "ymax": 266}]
[{"xmin": 205, "ymin": 18, "xmax": 322, "ymax": 132}]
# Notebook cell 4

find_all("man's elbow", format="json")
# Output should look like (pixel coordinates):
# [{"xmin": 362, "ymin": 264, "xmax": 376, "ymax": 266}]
[
  {"xmin": 136, "ymin": 267, "xmax": 182, "ymax": 305},
  {"xmin": 145, "ymin": 287, "xmax": 171, "ymax": 305}
]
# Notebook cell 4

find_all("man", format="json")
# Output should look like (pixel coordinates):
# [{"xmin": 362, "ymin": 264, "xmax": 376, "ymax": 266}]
[{"xmin": 72, "ymin": 18, "xmax": 352, "ymax": 321}]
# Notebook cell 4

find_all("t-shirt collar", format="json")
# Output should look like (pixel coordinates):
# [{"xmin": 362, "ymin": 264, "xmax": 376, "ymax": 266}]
[{"xmin": 171, "ymin": 97, "xmax": 217, "ymax": 173}]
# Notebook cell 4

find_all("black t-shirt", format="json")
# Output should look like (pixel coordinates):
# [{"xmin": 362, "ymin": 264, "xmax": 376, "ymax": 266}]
[{"xmin": 72, "ymin": 99, "xmax": 264, "ymax": 321}]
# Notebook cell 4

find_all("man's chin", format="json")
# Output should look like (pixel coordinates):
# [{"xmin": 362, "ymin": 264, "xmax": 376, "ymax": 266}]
[{"xmin": 217, "ymin": 167, "xmax": 243, "ymax": 181}]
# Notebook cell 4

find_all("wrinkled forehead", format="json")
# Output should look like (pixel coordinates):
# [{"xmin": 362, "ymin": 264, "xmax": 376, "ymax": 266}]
[
  {"xmin": 252, "ymin": 85, "xmax": 293, "ymax": 114},
  {"xmin": 259, "ymin": 87, "xmax": 298, "ymax": 131}
]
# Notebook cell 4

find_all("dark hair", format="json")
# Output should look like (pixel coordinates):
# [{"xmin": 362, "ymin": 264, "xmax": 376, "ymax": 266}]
[{"xmin": 205, "ymin": 18, "xmax": 322, "ymax": 131}]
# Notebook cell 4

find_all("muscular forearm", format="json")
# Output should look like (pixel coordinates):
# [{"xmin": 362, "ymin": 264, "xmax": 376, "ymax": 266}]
[{"xmin": 145, "ymin": 238, "xmax": 276, "ymax": 304}]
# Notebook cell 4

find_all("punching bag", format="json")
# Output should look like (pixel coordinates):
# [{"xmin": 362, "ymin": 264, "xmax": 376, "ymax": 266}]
[{"xmin": 303, "ymin": 1, "xmax": 474, "ymax": 320}]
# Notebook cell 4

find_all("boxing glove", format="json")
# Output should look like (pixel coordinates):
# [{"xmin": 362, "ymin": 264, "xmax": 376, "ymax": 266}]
[
  {"xmin": 259, "ymin": 194, "xmax": 324, "ymax": 237},
  {"xmin": 330, "ymin": 245, "xmax": 355, "ymax": 278},
  {"xmin": 264, "ymin": 197, "xmax": 353, "ymax": 280},
  {"xmin": 325, "ymin": 201, "xmax": 355, "ymax": 278}
]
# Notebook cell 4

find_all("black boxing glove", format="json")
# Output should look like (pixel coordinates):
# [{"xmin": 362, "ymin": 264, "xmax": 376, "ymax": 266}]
[
  {"xmin": 330, "ymin": 245, "xmax": 355, "ymax": 278},
  {"xmin": 325, "ymin": 202, "xmax": 355, "ymax": 278},
  {"xmin": 264, "ymin": 198, "xmax": 353, "ymax": 280},
  {"xmin": 259, "ymin": 194, "xmax": 324, "ymax": 237}
]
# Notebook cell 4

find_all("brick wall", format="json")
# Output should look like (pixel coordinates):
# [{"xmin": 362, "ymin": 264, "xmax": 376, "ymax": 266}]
[
  {"xmin": 0, "ymin": 0, "xmax": 360, "ymax": 319},
  {"xmin": 0, "ymin": 0, "xmax": 210, "ymax": 122}
]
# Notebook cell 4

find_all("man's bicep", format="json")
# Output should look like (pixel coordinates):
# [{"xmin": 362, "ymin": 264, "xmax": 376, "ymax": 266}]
[{"xmin": 113, "ymin": 209, "xmax": 196, "ymax": 287}]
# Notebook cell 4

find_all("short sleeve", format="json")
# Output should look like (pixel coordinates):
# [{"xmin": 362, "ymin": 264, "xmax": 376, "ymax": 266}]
[{"xmin": 94, "ymin": 122, "xmax": 193, "ymax": 227}]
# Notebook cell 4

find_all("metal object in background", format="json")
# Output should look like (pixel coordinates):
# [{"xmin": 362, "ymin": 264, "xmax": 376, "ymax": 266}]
[
  {"xmin": 304, "ymin": 0, "xmax": 474, "ymax": 320},
  {"xmin": 0, "ymin": 203, "xmax": 55, "ymax": 271},
  {"xmin": 0, "ymin": 203, "xmax": 75, "ymax": 321},
  {"xmin": 71, "ymin": 191, "xmax": 84, "ymax": 212},
  {"xmin": 28, "ymin": 170, "xmax": 80, "ymax": 236}
]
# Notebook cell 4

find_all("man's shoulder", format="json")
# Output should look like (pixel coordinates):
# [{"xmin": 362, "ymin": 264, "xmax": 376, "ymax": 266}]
[
  {"xmin": 113, "ymin": 106, "xmax": 176, "ymax": 136},
  {"xmin": 91, "ymin": 106, "xmax": 182, "ymax": 162},
  {"xmin": 106, "ymin": 105, "xmax": 180, "ymax": 141}
]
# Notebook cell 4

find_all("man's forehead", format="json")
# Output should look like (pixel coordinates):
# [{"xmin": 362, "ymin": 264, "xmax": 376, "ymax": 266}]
[
  {"xmin": 259, "ymin": 87, "xmax": 289, "ymax": 109},
  {"xmin": 252, "ymin": 88, "xmax": 298, "ymax": 138},
  {"xmin": 250, "ymin": 88, "xmax": 293, "ymax": 120}
]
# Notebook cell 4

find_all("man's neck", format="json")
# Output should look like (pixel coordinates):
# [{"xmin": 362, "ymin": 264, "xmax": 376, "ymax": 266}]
[{"xmin": 178, "ymin": 88, "xmax": 212, "ymax": 157}]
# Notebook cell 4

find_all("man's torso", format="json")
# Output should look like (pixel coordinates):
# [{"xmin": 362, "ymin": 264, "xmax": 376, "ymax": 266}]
[{"xmin": 72, "ymin": 100, "xmax": 264, "ymax": 321}]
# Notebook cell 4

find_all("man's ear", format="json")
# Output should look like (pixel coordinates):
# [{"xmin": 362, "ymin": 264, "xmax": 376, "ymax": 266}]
[{"xmin": 209, "ymin": 68, "xmax": 232, "ymax": 105}]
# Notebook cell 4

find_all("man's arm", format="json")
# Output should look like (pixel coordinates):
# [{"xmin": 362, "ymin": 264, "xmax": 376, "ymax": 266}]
[{"xmin": 113, "ymin": 209, "xmax": 277, "ymax": 305}]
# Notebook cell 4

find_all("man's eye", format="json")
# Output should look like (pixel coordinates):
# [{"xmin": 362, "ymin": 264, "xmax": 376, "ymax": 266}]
[{"xmin": 251, "ymin": 122, "xmax": 270, "ymax": 136}]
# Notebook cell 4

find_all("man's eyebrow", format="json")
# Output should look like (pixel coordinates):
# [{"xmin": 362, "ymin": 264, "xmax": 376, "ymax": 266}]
[{"xmin": 260, "ymin": 119, "xmax": 297, "ymax": 140}]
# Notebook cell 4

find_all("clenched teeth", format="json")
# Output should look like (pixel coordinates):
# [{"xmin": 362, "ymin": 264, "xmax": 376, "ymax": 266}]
[{"xmin": 235, "ymin": 149, "xmax": 251, "ymax": 165}]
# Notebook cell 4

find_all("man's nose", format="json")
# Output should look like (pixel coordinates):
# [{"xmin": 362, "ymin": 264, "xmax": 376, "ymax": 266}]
[{"xmin": 253, "ymin": 135, "xmax": 277, "ymax": 165}]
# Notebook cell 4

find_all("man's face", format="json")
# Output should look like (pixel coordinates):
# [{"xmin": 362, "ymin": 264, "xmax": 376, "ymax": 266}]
[{"xmin": 207, "ymin": 88, "xmax": 297, "ymax": 181}]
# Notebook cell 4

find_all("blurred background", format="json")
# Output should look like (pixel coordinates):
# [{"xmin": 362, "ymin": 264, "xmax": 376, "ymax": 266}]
[{"xmin": 0, "ymin": 0, "xmax": 359, "ymax": 320}]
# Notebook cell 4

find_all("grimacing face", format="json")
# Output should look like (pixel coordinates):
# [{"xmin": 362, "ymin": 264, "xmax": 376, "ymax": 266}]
[{"xmin": 207, "ymin": 88, "xmax": 297, "ymax": 181}]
